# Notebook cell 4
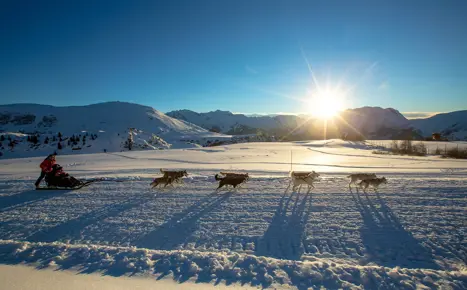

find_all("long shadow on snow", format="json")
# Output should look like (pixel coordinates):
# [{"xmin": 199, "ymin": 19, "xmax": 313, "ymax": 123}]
[
  {"xmin": 27, "ymin": 196, "xmax": 145, "ymax": 246},
  {"xmin": 255, "ymin": 191, "xmax": 312, "ymax": 260},
  {"xmin": 352, "ymin": 190, "xmax": 439, "ymax": 269},
  {"xmin": 0, "ymin": 189, "xmax": 68, "ymax": 212},
  {"xmin": 136, "ymin": 192, "xmax": 232, "ymax": 251}
]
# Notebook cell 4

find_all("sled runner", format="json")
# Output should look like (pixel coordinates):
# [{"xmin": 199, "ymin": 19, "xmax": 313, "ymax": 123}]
[{"xmin": 35, "ymin": 179, "xmax": 103, "ymax": 190}]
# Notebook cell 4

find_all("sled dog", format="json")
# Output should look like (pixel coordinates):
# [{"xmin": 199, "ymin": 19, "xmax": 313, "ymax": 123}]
[
  {"xmin": 220, "ymin": 172, "xmax": 249, "ymax": 180},
  {"xmin": 214, "ymin": 174, "xmax": 248, "ymax": 191},
  {"xmin": 286, "ymin": 171, "xmax": 320, "ymax": 193},
  {"xmin": 160, "ymin": 169, "xmax": 188, "ymax": 182},
  {"xmin": 347, "ymin": 173, "xmax": 377, "ymax": 190},
  {"xmin": 358, "ymin": 177, "xmax": 387, "ymax": 192},
  {"xmin": 150, "ymin": 176, "xmax": 175, "ymax": 188}
]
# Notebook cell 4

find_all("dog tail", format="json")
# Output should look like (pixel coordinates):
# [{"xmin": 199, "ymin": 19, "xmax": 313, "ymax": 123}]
[{"xmin": 215, "ymin": 174, "xmax": 223, "ymax": 181}]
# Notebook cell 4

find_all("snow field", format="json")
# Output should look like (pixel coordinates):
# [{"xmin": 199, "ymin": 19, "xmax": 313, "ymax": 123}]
[
  {"xmin": 0, "ymin": 141, "xmax": 466, "ymax": 289},
  {"xmin": 0, "ymin": 174, "xmax": 465, "ymax": 289}
]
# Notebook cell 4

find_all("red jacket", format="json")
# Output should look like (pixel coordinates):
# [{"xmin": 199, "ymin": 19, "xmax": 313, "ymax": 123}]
[{"xmin": 39, "ymin": 158, "xmax": 56, "ymax": 173}]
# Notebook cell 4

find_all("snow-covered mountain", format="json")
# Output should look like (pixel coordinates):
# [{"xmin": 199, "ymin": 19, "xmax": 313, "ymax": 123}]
[
  {"xmin": 166, "ymin": 109, "xmax": 300, "ymax": 134},
  {"xmin": 167, "ymin": 107, "xmax": 413, "ymax": 139},
  {"xmin": 336, "ymin": 107, "xmax": 412, "ymax": 139},
  {"xmin": 0, "ymin": 102, "xmax": 230, "ymax": 158},
  {"xmin": 2, "ymin": 101, "xmax": 465, "ymax": 159},
  {"xmin": 410, "ymin": 110, "xmax": 467, "ymax": 140}
]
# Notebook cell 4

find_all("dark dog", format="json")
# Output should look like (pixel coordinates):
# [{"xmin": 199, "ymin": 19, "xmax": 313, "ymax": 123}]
[
  {"xmin": 220, "ymin": 172, "xmax": 249, "ymax": 180},
  {"xmin": 150, "ymin": 176, "xmax": 175, "ymax": 188},
  {"xmin": 215, "ymin": 174, "xmax": 248, "ymax": 191},
  {"xmin": 160, "ymin": 169, "xmax": 188, "ymax": 183}
]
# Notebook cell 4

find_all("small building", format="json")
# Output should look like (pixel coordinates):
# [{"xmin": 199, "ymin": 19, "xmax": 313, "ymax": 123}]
[{"xmin": 432, "ymin": 133, "xmax": 441, "ymax": 141}]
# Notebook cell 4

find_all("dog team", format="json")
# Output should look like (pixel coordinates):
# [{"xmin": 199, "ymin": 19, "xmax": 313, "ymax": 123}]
[{"xmin": 151, "ymin": 169, "xmax": 387, "ymax": 193}]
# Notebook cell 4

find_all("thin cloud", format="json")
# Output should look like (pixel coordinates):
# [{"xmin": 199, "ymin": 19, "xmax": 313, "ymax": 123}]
[
  {"xmin": 245, "ymin": 65, "xmax": 258, "ymax": 74},
  {"xmin": 378, "ymin": 81, "xmax": 389, "ymax": 90},
  {"xmin": 402, "ymin": 112, "xmax": 441, "ymax": 119}
]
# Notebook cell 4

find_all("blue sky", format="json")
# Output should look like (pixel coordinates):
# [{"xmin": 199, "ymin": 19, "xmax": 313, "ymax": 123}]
[{"xmin": 1, "ymin": 1, "xmax": 466, "ymax": 117}]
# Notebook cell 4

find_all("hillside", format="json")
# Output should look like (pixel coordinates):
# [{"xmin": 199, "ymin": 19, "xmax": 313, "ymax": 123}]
[
  {"xmin": 0, "ymin": 102, "xmax": 231, "ymax": 158},
  {"xmin": 410, "ymin": 110, "xmax": 467, "ymax": 140}
]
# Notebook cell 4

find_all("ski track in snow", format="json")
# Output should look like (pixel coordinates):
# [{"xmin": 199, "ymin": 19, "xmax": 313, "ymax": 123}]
[{"xmin": 0, "ymin": 142, "xmax": 466, "ymax": 289}]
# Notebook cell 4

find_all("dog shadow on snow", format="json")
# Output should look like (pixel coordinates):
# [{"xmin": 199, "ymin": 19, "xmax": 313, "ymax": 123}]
[
  {"xmin": 351, "ymin": 190, "xmax": 439, "ymax": 269},
  {"xmin": 255, "ymin": 191, "xmax": 312, "ymax": 260},
  {"xmin": 136, "ymin": 192, "xmax": 232, "ymax": 251},
  {"xmin": 26, "ymin": 196, "xmax": 147, "ymax": 244}
]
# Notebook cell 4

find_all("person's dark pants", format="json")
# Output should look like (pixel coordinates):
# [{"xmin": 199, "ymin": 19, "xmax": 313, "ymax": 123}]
[{"xmin": 35, "ymin": 171, "xmax": 46, "ymax": 187}]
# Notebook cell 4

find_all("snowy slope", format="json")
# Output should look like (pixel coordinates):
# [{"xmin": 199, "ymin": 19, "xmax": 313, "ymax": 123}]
[
  {"xmin": 168, "ymin": 107, "xmax": 412, "ymax": 139},
  {"xmin": 337, "ymin": 107, "xmax": 411, "ymax": 137},
  {"xmin": 0, "ymin": 102, "xmax": 231, "ymax": 158},
  {"xmin": 0, "ymin": 141, "xmax": 466, "ymax": 289},
  {"xmin": 410, "ymin": 110, "xmax": 467, "ymax": 140}
]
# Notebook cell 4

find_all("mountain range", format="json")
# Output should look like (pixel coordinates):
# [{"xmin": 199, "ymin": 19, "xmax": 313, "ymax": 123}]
[
  {"xmin": 167, "ymin": 107, "xmax": 467, "ymax": 141},
  {"xmin": 1, "ymin": 102, "xmax": 466, "ymax": 158}
]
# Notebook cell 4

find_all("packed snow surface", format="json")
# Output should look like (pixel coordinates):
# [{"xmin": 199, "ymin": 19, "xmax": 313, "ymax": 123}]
[{"xmin": 0, "ymin": 140, "xmax": 466, "ymax": 289}]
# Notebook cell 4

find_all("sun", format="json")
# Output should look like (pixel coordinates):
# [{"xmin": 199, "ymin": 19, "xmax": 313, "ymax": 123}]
[{"xmin": 307, "ymin": 88, "xmax": 345, "ymax": 119}]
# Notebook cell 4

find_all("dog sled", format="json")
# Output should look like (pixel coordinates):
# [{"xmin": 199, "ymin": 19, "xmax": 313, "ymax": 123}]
[{"xmin": 36, "ymin": 164, "xmax": 104, "ymax": 190}]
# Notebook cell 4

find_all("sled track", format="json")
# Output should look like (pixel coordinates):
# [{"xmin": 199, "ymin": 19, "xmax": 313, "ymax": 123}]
[{"xmin": 0, "ymin": 174, "xmax": 465, "ymax": 273}]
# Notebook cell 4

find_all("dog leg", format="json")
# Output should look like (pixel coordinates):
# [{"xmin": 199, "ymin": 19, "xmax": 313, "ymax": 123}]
[
  {"xmin": 362, "ymin": 185, "xmax": 368, "ymax": 194},
  {"xmin": 285, "ymin": 181, "xmax": 292, "ymax": 193}
]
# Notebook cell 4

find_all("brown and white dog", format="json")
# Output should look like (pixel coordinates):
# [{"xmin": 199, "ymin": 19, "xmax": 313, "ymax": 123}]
[
  {"xmin": 358, "ymin": 177, "xmax": 387, "ymax": 193},
  {"xmin": 214, "ymin": 174, "xmax": 249, "ymax": 191}
]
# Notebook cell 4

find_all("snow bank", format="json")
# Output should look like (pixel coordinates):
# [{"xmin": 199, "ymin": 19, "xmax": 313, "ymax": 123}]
[{"xmin": 0, "ymin": 240, "xmax": 464, "ymax": 289}]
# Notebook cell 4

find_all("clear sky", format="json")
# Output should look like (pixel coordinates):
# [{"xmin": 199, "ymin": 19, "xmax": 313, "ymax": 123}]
[{"xmin": 1, "ymin": 0, "xmax": 466, "ymax": 117}]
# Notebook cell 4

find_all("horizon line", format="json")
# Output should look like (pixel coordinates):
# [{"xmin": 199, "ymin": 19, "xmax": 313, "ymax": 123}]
[{"xmin": 0, "ymin": 101, "xmax": 455, "ymax": 119}]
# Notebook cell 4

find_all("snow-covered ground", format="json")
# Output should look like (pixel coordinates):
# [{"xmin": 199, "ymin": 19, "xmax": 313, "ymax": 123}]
[
  {"xmin": 0, "ymin": 140, "xmax": 466, "ymax": 289},
  {"xmin": 0, "ymin": 264, "xmax": 253, "ymax": 290}
]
